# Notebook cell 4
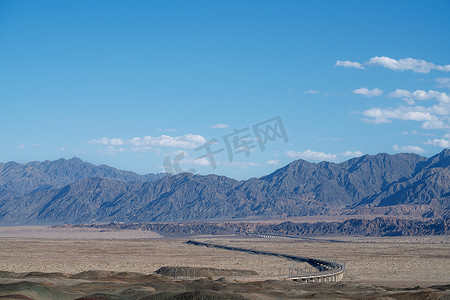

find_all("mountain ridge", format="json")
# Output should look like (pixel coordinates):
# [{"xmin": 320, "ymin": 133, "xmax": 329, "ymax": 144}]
[
  {"xmin": 0, "ymin": 157, "xmax": 166, "ymax": 197},
  {"xmin": 0, "ymin": 150, "xmax": 448, "ymax": 225}
]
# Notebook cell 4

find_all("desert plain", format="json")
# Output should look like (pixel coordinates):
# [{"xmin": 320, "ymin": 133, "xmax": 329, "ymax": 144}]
[{"xmin": 0, "ymin": 226, "xmax": 449, "ymax": 299}]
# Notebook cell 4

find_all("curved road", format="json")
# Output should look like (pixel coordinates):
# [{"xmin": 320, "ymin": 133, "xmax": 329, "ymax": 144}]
[{"xmin": 186, "ymin": 240, "xmax": 345, "ymax": 283}]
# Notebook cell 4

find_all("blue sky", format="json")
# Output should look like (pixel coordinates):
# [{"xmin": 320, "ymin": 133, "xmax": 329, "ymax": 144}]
[{"xmin": 1, "ymin": 0, "xmax": 449, "ymax": 179}]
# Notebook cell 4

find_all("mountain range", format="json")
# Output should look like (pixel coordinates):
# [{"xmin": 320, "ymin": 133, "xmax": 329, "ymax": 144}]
[
  {"xmin": 63, "ymin": 217, "xmax": 448, "ymax": 237},
  {"xmin": 0, "ymin": 149, "xmax": 448, "ymax": 225}
]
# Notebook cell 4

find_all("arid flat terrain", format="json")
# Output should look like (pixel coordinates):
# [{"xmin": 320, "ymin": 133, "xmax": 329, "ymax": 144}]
[
  {"xmin": 199, "ymin": 237, "xmax": 450, "ymax": 287},
  {"xmin": 0, "ymin": 226, "xmax": 449, "ymax": 299},
  {"xmin": 0, "ymin": 226, "xmax": 449, "ymax": 286}
]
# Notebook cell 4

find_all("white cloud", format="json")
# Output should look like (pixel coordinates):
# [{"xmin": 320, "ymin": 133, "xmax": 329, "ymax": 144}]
[
  {"xmin": 17, "ymin": 144, "xmax": 25, "ymax": 149},
  {"xmin": 361, "ymin": 117, "xmax": 391, "ymax": 124},
  {"xmin": 363, "ymin": 101, "xmax": 450, "ymax": 129},
  {"xmin": 389, "ymin": 89, "xmax": 413, "ymax": 98},
  {"xmin": 335, "ymin": 60, "xmax": 365, "ymax": 69},
  {"xmin": 285, "ymin": 149, "xmax": 366, "ymax": 161},
  {"xmin": 129, "ymin": 146, "xmax": 153, "ymax": 152},
  {"xmin": 211, "ymin": 124, "xmax": 230, "ymax": 129},
  {"xmin": 367, "ymin": 57, "xmax": 450, "ymax": 73},
  {"xmin": 181, "ymin": 156, "xmax": 211, "ymax": 166},
  {"xmin": 304, "ymin": 90, "xmax": 319, "ymax": 94},
  {"xmin": 164, "ymin": 151, "xmax": 262, "ymax": 169},
  {"xmin": 340, "ymin": 150, "xmax": 363, "ymax": 157},
  {"xmin": 285, "ymin": 150, "xmax": 337, "ymax": 161},
  {"xmin": 436, "ymin": 77, "xmax": 450, "ymax": 89},
  {"xmin": 167, "ymin": 151, "xmax": 210, "ymax": 167},
  {"xmin": 57, "ymin": 147, "xmax": 67, "ymax": 151},
  {"xmin": 192, "ymin": 157, "xmax": 211, "ymax": 166},
  {"xmin": 422, "ymin": 120, "xmax": 447, "ymax": 129},
  {"xmin": 157, "ymin": 128, "xmax": 179, "ymax": 132},
  {"xmin": 389, "ymin": 89, "xmax": 449, "ymax": 103},
  {"xmin": 89, "ymin": 134, "xmax": 206, "ymax": 149},
  {"xmin": 265, "ymin": 159, "xmax": 280, "ymax": 165},
  {"xmin": 110, "ymin": 138, "xmax": 124, "ymax": 146},
  {"xmin": 402, "ymin": 130, "xmax": 419, "ymax": 135},
  {"xmin": 426, "ymin": 138, "xmax": 450, "ymax": 148},
  {"xmin": 363, "ymin": 106, "xmax": 437, "ymax": 122},
  {"xmin": 353, "ymin": 87, "xmax": 383, "ymax": 97},
  {"xmin": 285, "ymin": 150, "xmax": 366, "ymax": 162},
  {"xmin": 393, "ymin": 145, "xmax": 426, "ymax": 154},
  {"xmin": 337, "ymin": 56, "xmax": 450, "ymax": 73},
  {"xmin": 91, "ymin": 137, "xmax": 110, "ymax": 145}
]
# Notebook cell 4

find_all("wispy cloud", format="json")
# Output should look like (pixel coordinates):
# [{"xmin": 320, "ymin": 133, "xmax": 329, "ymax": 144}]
[
  {"xmin": 340, "ymin": 150, "xmax": 363, "ymax": 157},
  {"xmin": 90, "ymin": 134, "xmax": 206, "ymax": 149},
  {"xmin": 157, "ymin": 128, "xmax": 179, "ymax": 132},
  {"xmin": 265, "ymin": 159, "xmax": 280, "ymax": 165},
  {"xmin": 17, "ymin": 144, "xmax": 25, "ymax": 149},
  {"xmin": 336, "ymin": 56, "xmax": 450, "ymax": 73},
  {"xmin": 285, "ymin": 150, "xmax": 337, "ymax": 161},
  {"xmin": 97, "ymin": 146, "xmax": 126, "ymax": 155},
  {"xmin": 57, "ymin": 147, "xmax": 67, "ymax": 151},
  {"xmin": 211, "ymin": 123, "xmax": 230, "ymax": 129},
  {"xmin": 303, "ymin": 90, "xmax": 319, "ymax": 94},
  {"xmin": 353, "ymin": 87, "xmax": 383, "ymax": 97},
  {"xmin": 368, "ymin": 57, "xmax": 450, "ymax": 73},
  {"xmin": 335, "ymin": 60, "xmax": 365, "ymax": 69},
  {"xmin": 285, "ymin": 149, "xmax": 365, "ymax": 162},
  {"xmin": 402, "ymin": 130, "xmax": 419, "ymax": 135},
  {"xmin": 180, "ymin": 156, "xmax": 211, "ymax": 167},
  {"xmin": 363, "ymin": 106, "xmax": 446, "ymax": 127},
  {"xmin": 436, "ymin": 77, "xmax": 450, "ymax": 89},
  {"xmin": 393, "ymin": 144, "xmax": 426, "ymax": 154},
  {"xmin": 91, "ymin": 134, "xmax": 207, "ymax": 155}
]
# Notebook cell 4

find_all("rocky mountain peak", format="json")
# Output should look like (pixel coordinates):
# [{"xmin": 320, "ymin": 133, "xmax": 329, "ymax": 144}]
[{"xmin": 0, "ymin": 151, "xmax": 448, "ymax": 225}]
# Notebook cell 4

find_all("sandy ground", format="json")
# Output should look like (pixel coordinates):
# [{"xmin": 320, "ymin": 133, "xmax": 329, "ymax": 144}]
[
  {"xmin": 0, "ymin": 226, "xmax": 449, "ymax": 288},
  {"xmin": 0, "ymin": 237, "xmax": 293, "ymax": 277},
  {"xmin": 197, "ymin": 237, "xmax": 450, "ymax": 287},
  {"xmin": 0, "ymin": 226, "xmax": 163, "ymax": 239}
]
